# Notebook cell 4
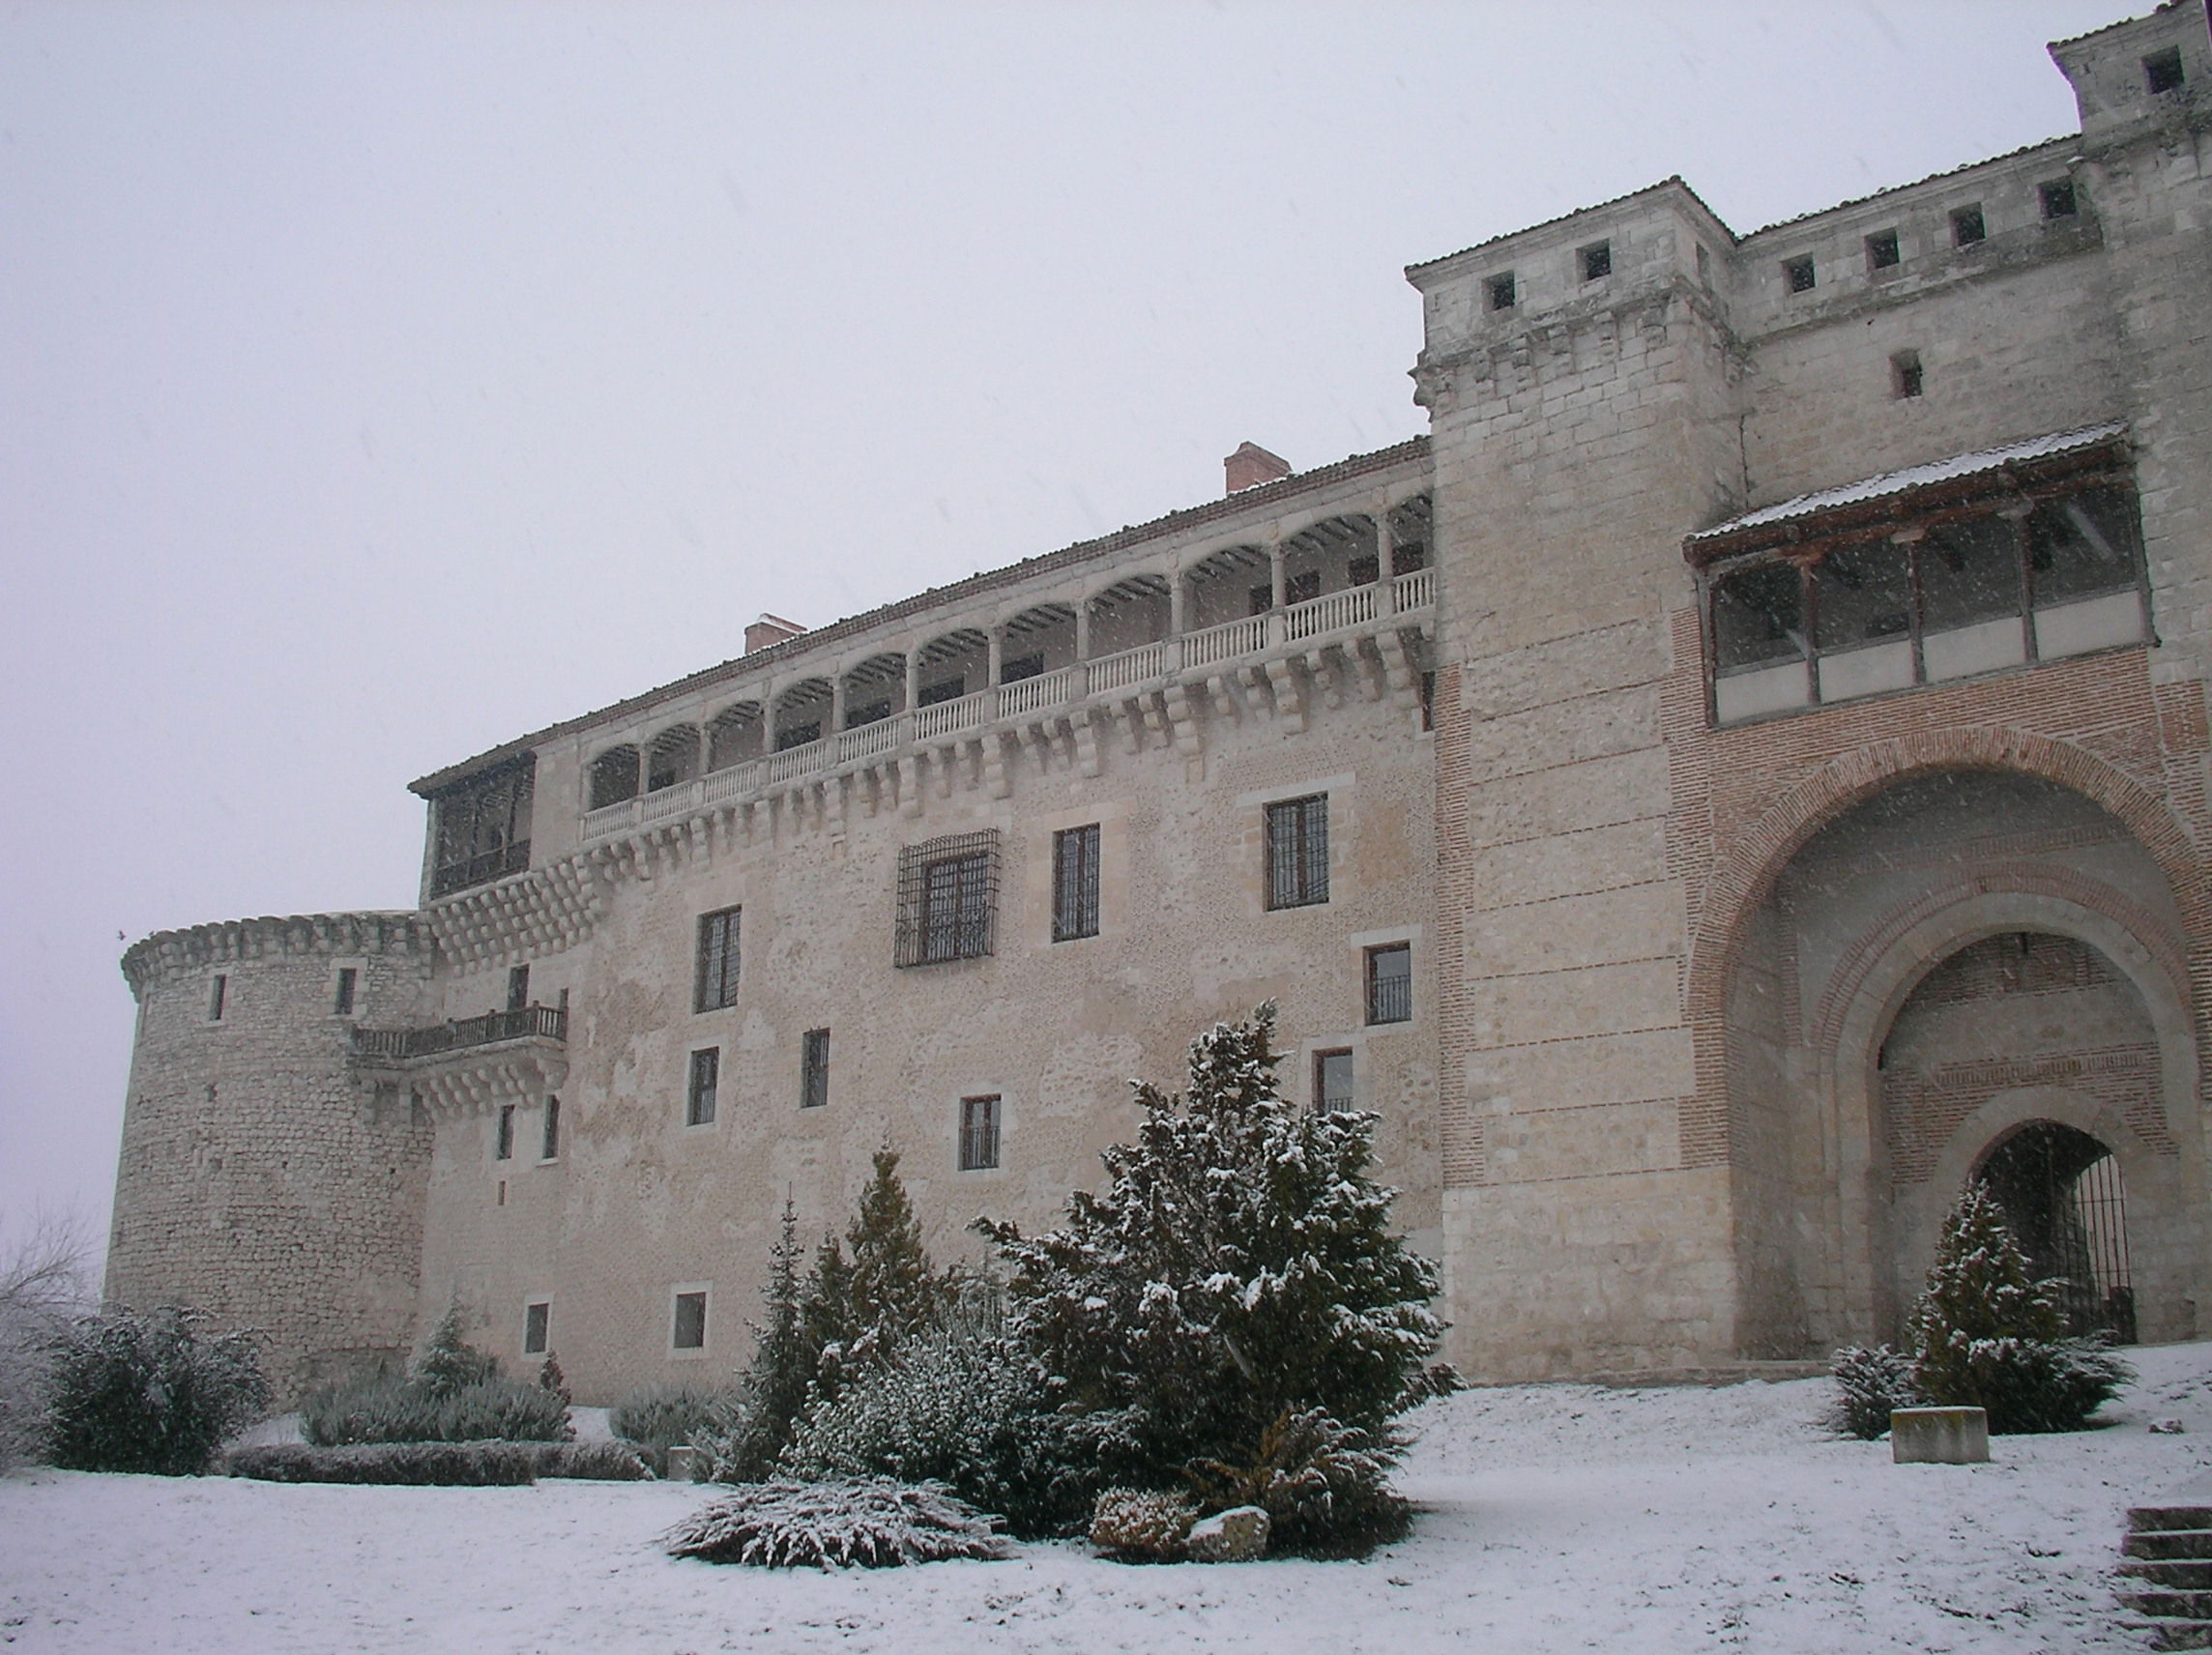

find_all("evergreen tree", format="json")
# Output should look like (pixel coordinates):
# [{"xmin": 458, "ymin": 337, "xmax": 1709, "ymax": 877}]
[
  {"xmin": 43, "ymin": 1305, "xmax": 269, "ymax": 1475},
  {"xmin": 982, "ymin": 1004, "xmax": 1442, "ymax": 1479},
  {"xmin": 712, "ymin": 1199, "xmax": 820, "ymax": 1480},
  {"xmin": 413, "ymin": 1302, "xmax": 497, "ymax": 1399},
  {"xmin": 804, "ymin": 1149, "xmax": 946, "ymax": 1404}
]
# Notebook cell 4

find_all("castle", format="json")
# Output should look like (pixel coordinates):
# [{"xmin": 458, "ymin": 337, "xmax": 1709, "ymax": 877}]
[{"xmin": 109, "ymin": 2, "xmax": 2212, "ymax": 1400}]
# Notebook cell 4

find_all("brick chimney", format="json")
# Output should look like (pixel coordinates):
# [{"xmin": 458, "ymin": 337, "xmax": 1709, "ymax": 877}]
[
  {"xmin": 744, "ymin": 614, "xmax": 807, "ymax": 653},
  {"xmin": 1224, "ymin": 442, "xmax": 1292, "ymax": 496}
]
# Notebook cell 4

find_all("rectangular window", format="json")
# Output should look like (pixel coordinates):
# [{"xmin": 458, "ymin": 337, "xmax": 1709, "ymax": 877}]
[
  {"xmin": 686, "ymin": 1048, "xmax": 719, "ymax": 1126},
  {"xmin": 694, "ymin": 908, "xmax": 741, "ymax": 1012},
  {"xmin": 2040, "ymin": 178, "xmax": 2077, "ymax": 219},
  {"xmin": 1783, "ymin": 255, "xmax": 1816, "ymax": 293},
  {"xmin": 1579, "ymin": 241, "xmax": 1611, "ymax": 281},
  {"xmin": 801, "ymin": 1029, "xmax": 830, "ymax": 1111},
  {"xmin": 959, "ymin": 1095, "xmax": 1002, "ymax": 1171},
  {"xmin": 895, "ymin": 830, "xmax": 1000, "ymax": 967},
  {"xmin": 672, "ymin": 1290, "xmax": 708, "ymax": 1351},
  {"xmin": 1052, "ymin": 824, "xmax": 1101, "ymax": 942},
  {"xmin": 1950, "ymin": 204, "xmax": 1986, "ymax": 247},
  {"xmin": 523, "ymin": 1301, "xmax": 550, "ymax": 1356},
  {"xmin": 540, "ymin": 1094, "xmax": 561, "ymax": 1161},
  {"xmin": 1865, "ymin": 228, "xmax": 1901, "ymax": 271},
  {"xmin": 333, "ymin": 968, "xmax": 357, "ymax": 1017},
  {"xmin": 1366, "ymin": 944, "xmax": 1412, "ymax": 1025},
  {"xmin": 1266, "ymin": 795, "xmax": 1330, "ymax": 910},
  {"xmin": 1485, "ymin": 271, "xmax": 1516, "ymax": 310},
  {"xmin": 507, "ymin": 964, "xmax": 530, "ymax": 1012},
  {"xmin": 2145, "ymin": 46, "xmax": 2185, "ymax": 94},
  {"xmin": 495, "ymin": 1105, "xmax": 515, "ymax": 1161},
  {"xmin": 1891, "ymin": 349, "xmax": 1924, "ymax": 399},
  {"xmin": 1315, "ymin": 1049, "xmax": 1355, "ymax": 1112},
  {"xmin": 208, "ymin": 974, "xmax": 227, "ymax": 1021}
]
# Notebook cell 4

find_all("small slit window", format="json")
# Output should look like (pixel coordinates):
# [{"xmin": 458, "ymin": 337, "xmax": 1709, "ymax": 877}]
[
  {"xmin": 1865, "ymin": 229, "xmax": 1901, "ymax": 271},
  {"xmin": 495, "ymin": 1105, "xmax": 515, "ymax": 1161},
  {"xmin": 800, "ymin": 1029, "xmax": 830, "ymax": 1111},
  {"xmin": 686, "ymin": 1048, "xmax": 719, "ymax": 1127},
  {"xmin": 523, "ymin": 1301, "xmax": 550, "ymax": 1356},
  {"xmin": 333, "ymin": 968, "xmax": 357, "ymax": 1017},
  {"xmin": 208, "ymin": 974, "xmax": 227, "ymax": 1022},
  {"xmin": 959, "ymin": 1095, "xmax": 1002, "ymax": 1171},
  {"xmin": 539, "ymin": 1094, "xmax": 561, "ymax": 1161},
  {"xmin": 1950, "ymin": 205, "xmax": 1986, "ymax": 247},
  {"xmin": 672, "ymin": 1290, "xmax": 708, "ymax": 1351},
  {"xmin": 1485, "ymin": 272, "xmax": 1516, "ymax": 311},
  {"xmin": 1579, "ymin": 241, "xmax": 1611, "ymax": 281},
  {"xmin": 2039, "ymin": 179, "xmax": 2078, "ymax": 220},
  {"xmin": 1891, "ymin": 350, "xmax": 1924, "ymax": 399},
  {"xmin": 1783, "ymin": 255, "xmax": 1816, "ymax": 294}
]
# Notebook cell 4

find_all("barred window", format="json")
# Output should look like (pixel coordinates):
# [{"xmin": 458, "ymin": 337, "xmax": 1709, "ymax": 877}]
[
  {"xmin": 686, "ymin": 1048, "xmax": 719, "ymax": 1126},
  {"xmin": 1053, "ymin": 824, "xmax": 1101, "ymax": 943},
  {"xmin": 895, "ymin": 830, "xmax": 1000, "ymax": 967},
  {"xmin": 801, "ymin": 1028, "xmax": 830, "ymax": 1111},
  {"xmin": 523, "ymin": 1301, "xmax": 550, "ymax": 1356},
  {"xmin": 1266, "ymin": 795, "xmax": 1329, "ymax": 910},
  {"xmin": 694, "ymin": 907, "xmax": 741, "ymax": 1011},
  {"xmin": 960, "ymin": 1094, "xmax": 1002, "ymax": 1171},
  {"xmin": 1315, "ymin": 1049, "xmax": 1354, "ymax": 1112},
  {"xmin": 1366, "ymin": 944, "xmax": 1412, "ymax": 1025}
]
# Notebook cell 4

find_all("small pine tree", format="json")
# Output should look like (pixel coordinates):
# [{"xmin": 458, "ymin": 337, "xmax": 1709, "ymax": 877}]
[
  {"xmin": 1906, "ymin": 1182, "xmax": 2131, "ymax": 1434},
  {"xmin": 414, "ymin": 1303, "xmax": 498, "ymax": 1399},
  {"xmin": 800, "ymin": 1151, "xmax": 946, "ymax": 1407},
  {"xmin": 706, "ymin": 1199, "xmax": 820, "ymax": 1481},
  {"xmin": 537, "ymin": 1351, "xmax": 571, "ymax": 1406}
]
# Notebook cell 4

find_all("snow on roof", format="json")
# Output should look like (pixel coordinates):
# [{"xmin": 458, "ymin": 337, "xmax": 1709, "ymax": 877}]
[{"xmin": 1685, "ymin": 421, "xmax": 2129, "ymax": 545}]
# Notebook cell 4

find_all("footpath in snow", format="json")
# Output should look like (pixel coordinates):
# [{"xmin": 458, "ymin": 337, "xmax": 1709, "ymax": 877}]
[{"xmin": 5, "ymin": 1341, "xmax": 2211, "ymax": 1654}]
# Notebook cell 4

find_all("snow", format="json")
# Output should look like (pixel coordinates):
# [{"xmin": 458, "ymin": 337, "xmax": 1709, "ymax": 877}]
[
  {"xmin": 1686, "ymin": 421, "xmax": 2129, "ymax": 543},
  {"xmin": 5, "ymin": 1341, "xmax": 2211, "ymax": 1653}
]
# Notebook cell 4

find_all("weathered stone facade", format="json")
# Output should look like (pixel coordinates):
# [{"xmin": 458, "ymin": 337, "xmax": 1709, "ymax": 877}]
[{"xmin": 111, "ymin": 2, "xmax": 2212, "ymax": 1400}]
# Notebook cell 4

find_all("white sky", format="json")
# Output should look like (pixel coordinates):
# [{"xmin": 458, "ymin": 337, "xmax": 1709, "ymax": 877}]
[{"xmin": 0, "ymin": 0, "xmax": 2132, "ymax": 1263}]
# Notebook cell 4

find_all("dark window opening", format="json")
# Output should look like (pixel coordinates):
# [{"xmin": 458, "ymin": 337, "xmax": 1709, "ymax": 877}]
[
  {"xmin": 1891, "ymin": 349, "xmax": 1924, "ymax": 399},
  {"xmin": 1285, "ymin": 569, "xmax": 1321, "ymax": 606},
  {"xmin": 1347, "ymin": 554, "xmax": 1380, "ymax": 587},
  {"xmin": 1248, "ymin": 583, "xmax": 1274, "ymax": 618},
  {"xmin": 686, "ymin": 1048, "xmax": 719, "ymax": 1127},
  {"xmin": 1266, "ymin": 795, "xmax": 1330, "ymax": 911},
  {"xmin": 1919, "ymin": 516, "xmax": 2022, "ymax": 632},
  {"xmin": 672, "ymin": 1291, "xmax": 708, "ymax": 1350},
  {"xmin": 540, "ymin": 1094, "xmax": 561, "ymax": 1161},
  {"xmin": 2145, "ymin": 46, "xmax": 2185, "ymax": 94},
  {"xmin": 334, "ymin": 968, "xmax": 357, "ymax": 1017},
  {"xmin": 694, "ymin": 908, "xmax": 741, "ymax": 1012},
  {"xmin": 1485, "ymin": 272, "xmax": 1517, "ymax": 310},
  {"xmin": 959, "ymin": 1094, "xmax": 1002, "ymax": 1171},
  {"xmin": 801, "ymin": 1029, "xmax": 830, "ymax": 1110},
  {"xmin": 1366, "ymin": 944, "xmax": 1412, "ymax": 1025},
  {"xmin": 1000, "ymin": 653, "xmax": 1045, "ymax": 685},
  {"xmin": 845, "ymin": 699, "xmax": 890, "ymax": 730},
  {"xmin": 1580, "ymin": 241, "xmax": 1612, "ymax": 281},
  {"xmin": 495, "ymin": 1105, "xmax": 515, "ymax": 1161},
  {"xmin": 1053, "ymin": 824, "xmax": 1101, "ymax": 943},
  {"xmin": 587, "ymin": 747, "xmax": 638, "ymax": 811},
  {"xmin": 1783, "ymin": 255, "xmax": 1816, "ymax": 294},
  {"xmin": 433, "ymin": 758, "xmax": 536, "ymax": 896},
  {"xmin": 208, "ymin": 974, "xmax": 227, "ymax": 1022},
  {"xmin": 1314, "ymin": 1049, "xmax": 1354, "ymax": 1112},
  {"xmin": 1389, "ymin": 539, "xmax": 1428, "ymax": 577},
  {"xmin": 1865, "ymin": 229, "xmax": 1901, "ymax": 271},
  {"xmin": 1417, "ymin": 670, "xmax": 1437, "ymax": 733},
  {"xmin": 2039, "ymin": 178, "xmax": 2078, "ymax": 219},
  {"xmin": 1711, "ymin": 562, "xmax": 1807, "ymax": 671},
  {"xmin": 917, "ymin": 677, "xmax": 965, "ymax": 708},
  {"xmin": 1816, "ymin": 540, "xmax": 1914, "ymax": 650},
  {"xmin": 2027, "ymin": 486, "xmax": 2143, "ymax": 605},
  {"xmin": 773, "ymin": 720, "xmax": 821, "ymax": 752},
  {"xmin": 523, "ymin": 1302, "xmax": 550, "ymax": 1355},
  {"xmin": 507, "ymin": 965, "xmax": 530, "ymax": 1013},
  {"xmin": 896, "ymin": 830, "xmax": 1000, "ymax": 967},
  {"xmin": 1950, "ymin": 204, "xmax": 1986, "ymax": 247}
]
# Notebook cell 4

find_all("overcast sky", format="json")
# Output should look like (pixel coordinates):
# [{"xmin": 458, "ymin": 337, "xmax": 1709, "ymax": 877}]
[{"xmin": 0, "ymin": 0, "xmax": 2130, "ymax": 1267}]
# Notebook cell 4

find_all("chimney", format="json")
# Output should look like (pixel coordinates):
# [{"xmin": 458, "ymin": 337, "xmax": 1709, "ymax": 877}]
[
  {"xmin": 745, "ymin": 614, "xmax": 807, "ymax": 653},
  {"xmin": 1224, "ymin": 442, "xmax": 1293, "ymax": 496}
]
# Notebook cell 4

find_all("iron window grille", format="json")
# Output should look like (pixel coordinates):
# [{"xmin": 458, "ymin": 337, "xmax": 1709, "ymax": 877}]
[
  {"xmin": 1266, "ymin": 795, "xmax": 1330, "ymax": 910},
  {"xmin": 1053, "ymin": 824, "xmax": 1101, "ymax": 942},
  {"xmin": 895, "ymin": 830, "xmax": 1001, "ymax": 967},
  {"xmin": 694, "ymin": 908, "xmax": 741, "ymax": 1012},
  {"xmin": 523, "ymin": 1302, "xmax": 550, "ymax": 1355},
  {"xmin": 1366, "ymin": 944, "xmax": 1412, "ymax": 1025},
  {"xmin": 960, "ymin": 1094, "xmax": 1002, "ymax": 1171},
  {"xmin": 801, "ymin": 1028, "xmax": 830, "ymax": 1111},
  {"xmin": 1314, "ymin": 1049, "xmax": 1355, "ymax": 1112},
  {"xmin": 686, "ymin": 1048, "xmax": 719, "ymax": 1126}
]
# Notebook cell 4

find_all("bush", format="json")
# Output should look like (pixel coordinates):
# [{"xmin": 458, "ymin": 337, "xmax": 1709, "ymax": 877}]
[
  {"xmin": 1089, "ymin": 1488, "xmax": 1196, "ymax": 1561},
  {"xmin": 533, "ymin": 1439, "xmax": 651, "ymax": 1480},
  {"xmin": 301, "ymin": 1374, "xmax": 570, "ymax": 1446},
  {"xmin": 0, "ymin": 1214, "xmax": 91, "ymax": 1472},
  {"xmin": 227, "ymin": 1440, "xmax": 538, "ymax": 1486},
  {"xmin": 1829, "ymin": 1344, "xmax": 1920, "ymax": 1440},
  {"xmin": 414, "ymin": 1304, "xmax": 499, "ymax": 1398},
  {"xmin": 661, "ymin": 1477, "xmax": 1014, "ymax": 1569},
  {"xmin": 42, "ymin": 1305, "xmax": 268, "ymax": 1476},
  {"xmin": 610, "ymin": 1382, "xmax": 729, "ymax": 1476},
  {"xmin": 1186, "ymin": 1408, "xmax": 1410, "ymax": 1557},
  {"xmin": 1906, "ymin": 1184, "xmax": 2133, "ymax": 1434}
]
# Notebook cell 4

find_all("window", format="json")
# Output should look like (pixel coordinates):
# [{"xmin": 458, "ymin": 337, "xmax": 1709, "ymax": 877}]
[
  {"xmin": 2039, "ymin": 178, "xmax": 2077, "ymax": 220},
  {"xmin": 1366, "ymin": 944, "xmax": 1412, "ymax": 1025},
  {"xmin": 587, "ymin": 746, "xmax": 638, "ymax": 811},
  {"xmin": 1389, "ymin": 537, "xmax": 1427, "ymax": 577},
  {"xmin": 1347, "ymin": 554, "xmax": 1380, "ymax": 587},
  {"xmin": 686, "ymin": 1048, "xmax": 719, "ymax": 1126},
  {"xmin": 495, "ymin": 1105, "xmax": 515, "ymax": 1161},
  {"xmin": 1001, "ymin": 653, "xmax": 1045, "ymax": 684},
  {"xmin": 1266, "ymin": 795, "xmax": 1329, "ymax": 911},
  {"xmin": 507, "ymin": 964, "xmax": 530, "ymax": 1012},
  {"xmin": 431, "ymin": 758, "xmax": 536, "ymax": 897},
  {"xmin": 1579, "ymin": 241, "xmax": 1611, "ymax": 281},
  {"xmin": 1485, "ymin": 272, "xmax": 1516, "ymax": 310},
  {"xmin": 540, "ymin": 1094, "xmax": 561, "ymax": 1161},
  {"xmin": 1891, "ymin": 349, "xmax": 1924, "ymax": 399},
  {"xmin": 672, "ymin": 1290, "xmax": 709, "ymax": 1351},
  {"xmin": 959, "ymin": 1095, "xmax": 1002, "ymax": 1171},
  {"xmin": 1950, "ymin": 204, "xmax": 1986, "ymax": 247},
  {"xmin": 895, "ymin": 830, "xmax": 1000, "ymax": 967},
  {"xmin": 208, "ymin": 974, "xmax": 227, "ymax": 1022},
  {"xmin": 1865, "ymin": 229, "xmax": 1901, "ymax": 271},
  {"xmin": 1285, "ymin": 569, "xmax": 1322, "ymax": 606},
  {"xmin": 1053, "ymin": 824, "xmax": 1101, "ymax": 943},
  {"xmin": 1783, "ymin": 255, "xmax": 1816, "ymax": 293},
  {"xmin": 523, "ymin": 1301, "xmax": 550, "ymax": 1356},
  {"xmin": 2145, "ymin": 46, "xmax": 2185, "ymax": 95},
  {"xmin": 1314, "ymin": 1049, "xmax": 1354, "ymax": 1112},
  {"xmin": 333, "ymin": 968, "xmax": 357, "ymax": 1017},
  {"xmin": 694, "ymin": 908, "xmax": 741, "ymax": 1012},
  {"xmin": 801, "ymin": 1029, "xmax": 830, "ymax": 1111}
]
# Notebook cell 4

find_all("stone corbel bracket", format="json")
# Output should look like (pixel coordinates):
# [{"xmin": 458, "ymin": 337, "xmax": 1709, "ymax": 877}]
[{"xmin": 348, "ymin": 1038, "xmax": 568, "ymax": 1122}]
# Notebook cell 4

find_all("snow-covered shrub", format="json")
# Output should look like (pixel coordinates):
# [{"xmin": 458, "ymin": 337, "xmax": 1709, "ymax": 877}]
[
  {"xmin": 42, "ymin": 1305, "xmax": 268, "ymax": 1476},
  {"xmin": 662, "ymin": 1477, "xmax": 1014, "ymax": 1568},
  {"xmin": 611, "ymin": 1382, "xmax": 730, "ymax": 1475},
  {"xmin": 981, "ymin": 1004, "xmax": 1440, "ymax": 1547},
  {"xmin": 1187, "ymin": 1407, "xmax": 1410, "ymax": 1557},
  {"xmin": 1906, "ymin": 1183, "xmax": 2132, "ymax": 1434},
  {"xmin": 533, "ymin": 1439, "xmax": 651, "ymax": 1480},
  {"xmin": 412, "ymin": 1304, "xmax": 500, "ymax": 1398},
  {"xmin": 227, "ymin": 1440, "xmax": 539, "ymax": 1485},
  {"xmin": 0, "ymin": 1214, "xmax": 91, "ymax": 1471},
  {"xmin": 1828, "ymin": 1344, "xmax": 1920, "ymax": 1439},
  {"xmin": 536, "ymin": 1351, "xmax": 571, "ymax": 1406},
  {"xmin": 300, "ymin": 1374, "xmax": 570, "ymax": 1445},
  {"xmin": 1088, "ymin": 1488, "xmax": 1196, "ymax": 1561},
  {"xmin": 800, "ymin": 1152, "xmax": 951, "ymax": 1411}
]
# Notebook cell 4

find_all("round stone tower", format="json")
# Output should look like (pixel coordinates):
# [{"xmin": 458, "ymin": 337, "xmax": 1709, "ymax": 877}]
[{"xmin": 111, "ymin": 912, "xmax": 436, "ymax": 1397}]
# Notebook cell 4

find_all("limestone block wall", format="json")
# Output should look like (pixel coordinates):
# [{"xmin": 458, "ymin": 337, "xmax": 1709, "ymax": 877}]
[{"xmin": 111, "ymin": 915, "xmax": 436, "ymax": 1396}]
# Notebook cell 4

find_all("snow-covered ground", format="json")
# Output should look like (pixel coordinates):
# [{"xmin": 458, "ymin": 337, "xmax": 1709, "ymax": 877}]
[{"xmin": 6, "ymin": 1343, "xmax": 2211, "ymax": 1654}]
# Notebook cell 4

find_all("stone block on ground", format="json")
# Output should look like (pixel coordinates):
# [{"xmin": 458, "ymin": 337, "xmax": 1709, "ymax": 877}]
[
  {"xmin": 1185, "ymin": 1505, "xmax": 1269, "ymax": 1562},
  {"xmin": 1891, "ymin": 1406, "xmax": 1990, "ymax": 1464}
]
